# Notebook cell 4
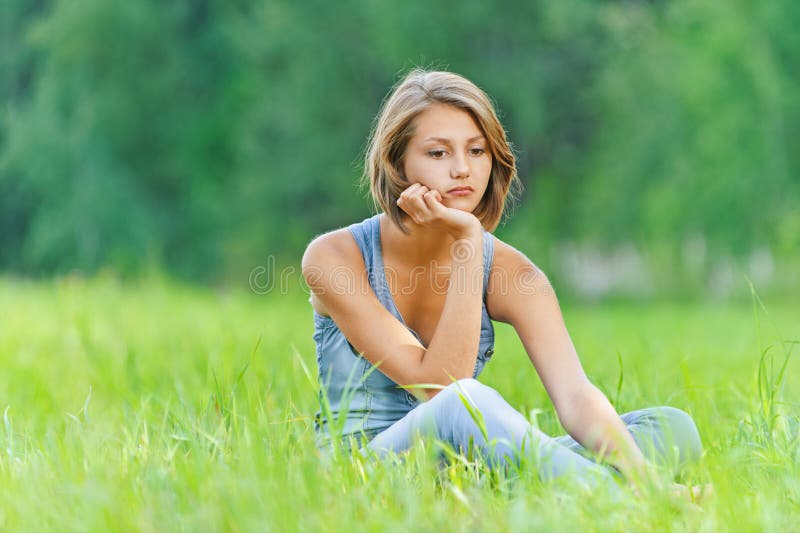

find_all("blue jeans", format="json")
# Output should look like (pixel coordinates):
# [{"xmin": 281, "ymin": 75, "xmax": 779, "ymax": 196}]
[{"xmin": 359, "ymin": 379, "xmax": 703, "ymax": 489}]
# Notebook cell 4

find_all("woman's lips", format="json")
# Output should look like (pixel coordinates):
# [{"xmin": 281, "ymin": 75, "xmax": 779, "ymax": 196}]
[{"xmin": 448, "ymin": 187, "xmax": 474, "ymax": 196}]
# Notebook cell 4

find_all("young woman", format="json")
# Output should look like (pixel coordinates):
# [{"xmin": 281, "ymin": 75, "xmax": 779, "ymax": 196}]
[{"xmin": 302, "ymin": 69, "xmax": 703, "ymax": 492}]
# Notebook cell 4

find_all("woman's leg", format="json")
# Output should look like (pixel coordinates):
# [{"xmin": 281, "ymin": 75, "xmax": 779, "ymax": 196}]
[
  {"xmin": 362, "ymin": 378, "xmax": 618, "ymax": 488},
  {"xmin": 553, "ymin": 406, "xmax": 703, "ymax": 476}
]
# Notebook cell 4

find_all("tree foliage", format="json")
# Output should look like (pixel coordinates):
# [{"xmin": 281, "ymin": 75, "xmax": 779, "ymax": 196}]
[{"xmin": 1, "ymin": 0, "xmax": 797, "ymax": 282}]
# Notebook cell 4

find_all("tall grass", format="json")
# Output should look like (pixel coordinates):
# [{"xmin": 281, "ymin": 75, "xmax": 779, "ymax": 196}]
[{"xmin": 0, "ymin": 276, "xmax": 797, "ymax": 530}]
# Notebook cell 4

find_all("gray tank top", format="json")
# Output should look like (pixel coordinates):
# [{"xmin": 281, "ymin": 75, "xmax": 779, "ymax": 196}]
[{"xmin": 312, "ymin": 213, "xmax": 496, "ymax": 450}]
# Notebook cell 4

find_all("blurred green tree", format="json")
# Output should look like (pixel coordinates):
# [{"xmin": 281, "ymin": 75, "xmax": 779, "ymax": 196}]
[{"xmin": 0, "ymin": 0, "xmax": 796, "ymax": 292}]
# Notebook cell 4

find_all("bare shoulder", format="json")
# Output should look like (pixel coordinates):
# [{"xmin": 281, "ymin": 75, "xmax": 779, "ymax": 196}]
[
  {"xmin": 302, "ymin": 227, "xmax": 361, "ymax": 268},
  {"xmin": 301, "ymin": 227, "xmax": 364, "ymax": 316},
  {"xmin": 486, "ymin": 235, "xmax": 554, "ymax": 324},
  {"xmin": 488, "ymin": 236, "xmax": 550, "ymax": 290}
]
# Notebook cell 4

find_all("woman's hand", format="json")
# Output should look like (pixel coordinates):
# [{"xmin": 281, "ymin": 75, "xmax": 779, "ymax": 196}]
[
  {"xmin": 628, "ymin": 467, "xmax": 713, "ymax": 505},
  {"xmin": 396, "ymin": 183, "xmax": 481, "ymax": 239},
  {"xmin": 669, "ymin": 482, "xmax": 714, "ymax": 503}
]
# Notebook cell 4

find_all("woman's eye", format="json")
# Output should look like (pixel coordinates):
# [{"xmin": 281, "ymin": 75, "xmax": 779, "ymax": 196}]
[
  {"xmin": 428, "ymin": 150, "xmax": 446, "ymax": 158},
  {"xmin": 470, "ymin": 148, "xmax": 486, "ymax": 156}
]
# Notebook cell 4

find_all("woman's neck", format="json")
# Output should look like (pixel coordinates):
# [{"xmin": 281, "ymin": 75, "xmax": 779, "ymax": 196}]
[{"xmin": 381, "ymin": 213, "xmax": 462, "ymax": 265}]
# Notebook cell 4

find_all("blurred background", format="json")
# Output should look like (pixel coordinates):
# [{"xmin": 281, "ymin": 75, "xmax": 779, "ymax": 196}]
[{"xmin": 2, "ymin": 0, "xmax": 798, "ymax": 301}]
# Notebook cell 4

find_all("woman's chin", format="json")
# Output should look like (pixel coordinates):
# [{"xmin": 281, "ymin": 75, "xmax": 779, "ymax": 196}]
[{"xmin": 442, "ymin": 198, "xmax": 475, "ymax": 211}]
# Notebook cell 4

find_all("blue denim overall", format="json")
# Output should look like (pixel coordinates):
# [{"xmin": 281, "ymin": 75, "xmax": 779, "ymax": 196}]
[{"xmin": 312, "ymin": 213, "xmax": 496, "ymax": 451}]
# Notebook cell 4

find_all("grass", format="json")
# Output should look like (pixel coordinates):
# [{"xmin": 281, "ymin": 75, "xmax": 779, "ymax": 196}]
[{"xmin": 0, "ymin": 275, "xmax": 798, "ymax": 531}]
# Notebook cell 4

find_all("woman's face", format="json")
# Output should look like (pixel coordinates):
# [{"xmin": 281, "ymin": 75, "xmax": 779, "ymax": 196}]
[{"xmin": 402, "ymin": 103, "xmax": 492, "ymax": 212}]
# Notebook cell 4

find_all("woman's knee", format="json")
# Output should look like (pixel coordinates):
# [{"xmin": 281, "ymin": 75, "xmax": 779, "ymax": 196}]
[
  {"xmin": 650, "ymin": 406, "xmax": 703, "ymax": 466},
  {"xmin": 429, "ymin": 379, "xmax": 500, "ymax": 425},
  {"xmin": 439, "ymin": 378, "xmax": 498, "ymax": 406}
]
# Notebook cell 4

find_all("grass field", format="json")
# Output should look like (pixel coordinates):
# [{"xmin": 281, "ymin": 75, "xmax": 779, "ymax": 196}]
[{"xmin": 0, "ymin": 276, "xmax": 798, "ymax": 531}]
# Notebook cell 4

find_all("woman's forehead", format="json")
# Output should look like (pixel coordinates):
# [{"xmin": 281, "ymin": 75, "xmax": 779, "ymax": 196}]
[{"xmin": 411, "ymin": 104, "xmax": 484, "ymax": 141}]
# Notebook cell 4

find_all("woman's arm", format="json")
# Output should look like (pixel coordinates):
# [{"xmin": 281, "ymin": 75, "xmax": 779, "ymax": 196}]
[
  {"xmin": 485, "ymin": 240, "xmax": 649, "ymax": 483},
  {"xmin": 303, "ymin": 185, "xmax": 486, "ymax": 400}
]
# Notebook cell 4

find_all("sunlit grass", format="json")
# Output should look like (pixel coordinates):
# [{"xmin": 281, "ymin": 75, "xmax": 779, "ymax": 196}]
[{"xmin": 0, "ymin": 276, "xmax": 797, "ymax": 530}]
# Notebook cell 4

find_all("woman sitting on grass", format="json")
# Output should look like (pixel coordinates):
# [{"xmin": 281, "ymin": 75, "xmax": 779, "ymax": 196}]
[{"xmin": 302, "ymin": 68, "xmax": 703, "ymax": 494}]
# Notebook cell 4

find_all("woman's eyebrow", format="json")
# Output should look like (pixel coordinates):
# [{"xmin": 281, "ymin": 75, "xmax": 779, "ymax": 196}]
[{"xmin": 422, "ymin": 134, "xmax": 486, "ymax": 144}]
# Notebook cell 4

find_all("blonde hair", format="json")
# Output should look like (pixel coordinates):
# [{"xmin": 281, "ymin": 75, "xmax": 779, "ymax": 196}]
[{"xmin": 362, "ymin": 68, "xmax": 521, "ymax": 234}]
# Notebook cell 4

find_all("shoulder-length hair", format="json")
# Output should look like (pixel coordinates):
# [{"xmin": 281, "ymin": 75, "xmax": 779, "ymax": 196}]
[{"xmin": 362, "ymin": 68, "xmax": 521, "ymax": 234}]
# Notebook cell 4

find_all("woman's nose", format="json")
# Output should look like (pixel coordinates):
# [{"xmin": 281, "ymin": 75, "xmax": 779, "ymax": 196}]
[{"xmin": 450, "ymin": 153, "xmax": 470, "ymax": 179}]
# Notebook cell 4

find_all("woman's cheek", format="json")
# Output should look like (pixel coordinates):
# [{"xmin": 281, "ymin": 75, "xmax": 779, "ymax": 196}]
[
  {"xmin": 480, "ymin": 157, "xmax": 493, "ymax": 174},
  {"xmin": 406, "ymin": 158, "xmax": 432, "ymax": 182}
]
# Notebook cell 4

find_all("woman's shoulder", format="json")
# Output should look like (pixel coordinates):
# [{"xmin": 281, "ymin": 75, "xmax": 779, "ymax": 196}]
[
  {"xmin": 302, "ymin": 220, "xmax": 374, "ymax": 318},
  {"xmin": 301, "ymin": 216, "xmax": 378, "ymax": 280},
  {"xmin": 488, "ymin": 235, "xmax": 544, "ymax": 271},
  {"xmin": 302, "ymin": 227, "xmax": 362, "ymax": 269},
  {"xmin": 486, "ymin": 234, "xmax": 512, "ymax": 269},
  {"xmin": 485, "ymin": 235, "xmax": 553, "ymax": 322}
]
